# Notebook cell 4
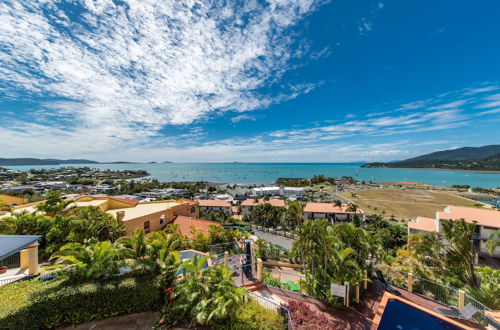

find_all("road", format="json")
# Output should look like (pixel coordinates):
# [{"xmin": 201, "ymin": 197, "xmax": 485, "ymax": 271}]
[{"xmin": 253, "ymin": 229, "xmax": 295, "ymax": 250}]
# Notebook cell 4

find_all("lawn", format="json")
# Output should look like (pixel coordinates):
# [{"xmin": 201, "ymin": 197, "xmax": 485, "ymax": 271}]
[{"xmin": 340, "ymin": 189, "xmax": 481, "ymax": 220}]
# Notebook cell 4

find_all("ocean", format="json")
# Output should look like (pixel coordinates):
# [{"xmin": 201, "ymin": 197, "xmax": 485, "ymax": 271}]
[{"xmin": 5, "ymin": 163, "xmax": 500, "ymax": 188}]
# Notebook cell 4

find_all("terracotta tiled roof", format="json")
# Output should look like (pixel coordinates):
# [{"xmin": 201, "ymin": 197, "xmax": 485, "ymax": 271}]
[
  {"xmin": 172, "ymin": 216, "xmax": 221, "ymax": 238},
  {"xmin": 408, "ymin": 216, "xmax": 437, "ymax": 232},
  {"xmin": 108, "ymin": 197, "xmax": 138, "ymax": 206},
  {"xmin": 437, "ymin": 205, "xmax": 500, "ymax": 228},
  {"xmin": 197, "ymin": 200, "xmax": 231, "ymax": 208},
  {"xmin": 179, "ymin": 198, "xmax": 199, "ymax": 206},
  {"xmin": 303, "ymin": 202, "xmax": 364, "ymax": 214},
  {"xmin": 241, "ymin": 199, "xmax": 286, "ymax": 207}
]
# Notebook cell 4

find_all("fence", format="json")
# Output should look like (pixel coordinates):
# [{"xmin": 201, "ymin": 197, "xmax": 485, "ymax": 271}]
[
  {"xmin": 0, "ymin": 275, "xmax": 24, "ymax": 287},
  {"xmin": 263, "ymin": 266, "xmax": 368, "ymax": 306},
  {"xmin": 0, "ymin": 252, "xmax": 20, "ymax": 268},
  {"xmin": 253, "ymin": 225, "xmax": 297, "ymax": 239},
  {"xmin": 208, "ymin": 241, "xmax": 241, "ymax": 264},
  {"xmin": 248, "ymin": 292, "xmax": 293, "ymax": 330}
]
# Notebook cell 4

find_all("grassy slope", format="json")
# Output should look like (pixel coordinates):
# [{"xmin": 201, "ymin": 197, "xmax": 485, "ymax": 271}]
[{"xmin": 340, "ymin": 189, "xmax": 480, "ymax": 219}]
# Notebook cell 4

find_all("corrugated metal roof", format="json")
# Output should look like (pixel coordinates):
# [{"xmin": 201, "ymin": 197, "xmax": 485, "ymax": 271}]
[{"xmin": 0, "ymin": 235, "xmax": 41, "ymax": 260}]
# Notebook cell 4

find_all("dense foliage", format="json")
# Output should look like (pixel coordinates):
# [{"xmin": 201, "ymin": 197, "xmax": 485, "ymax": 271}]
[
  {"xmin": 157, "ymin": 257, "xmax": 247, "ymax": 327},
  {"xmin": 256, "ymin": 239, "xmax": 289, "ymax": 262},
  {"xmin": 291, "ymin": 221, "xmax": 380, "ymax": 301},
  {"xmin": 0, "ymin": 274, "xmax": 162, "ymax": 330},
  {"xmin": 0, "ymin": 192, "xmax": 125, "ymax": 258},
  {"xmin": 363, "ymin": 153, "xmax": 500, "ymax": 171}
]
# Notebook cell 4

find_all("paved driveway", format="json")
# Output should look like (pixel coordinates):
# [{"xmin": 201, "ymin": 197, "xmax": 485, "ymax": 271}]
[{"xmin": 253, "ymin": 229, "xmax": 295, "ymax": 250}]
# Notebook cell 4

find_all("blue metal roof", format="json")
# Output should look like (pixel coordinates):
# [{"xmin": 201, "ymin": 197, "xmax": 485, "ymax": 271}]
[{"xmin": 0, "ymin": 235, "xmax": 41, "ymax": 260}]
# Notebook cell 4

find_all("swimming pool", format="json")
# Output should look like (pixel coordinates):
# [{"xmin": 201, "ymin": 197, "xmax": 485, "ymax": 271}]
[
  {"xmin": 377, "ymin": 299, "xmax": 464, "ymax": 330},
  {"xmin": 177, "ymin": 249, "xmax": 211, "ymax": 275}
]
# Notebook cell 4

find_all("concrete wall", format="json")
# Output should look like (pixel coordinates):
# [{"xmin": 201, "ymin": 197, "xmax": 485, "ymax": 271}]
[{"xmin": 123, "ymin": 202, "xmax": 198, "ymax": 235}]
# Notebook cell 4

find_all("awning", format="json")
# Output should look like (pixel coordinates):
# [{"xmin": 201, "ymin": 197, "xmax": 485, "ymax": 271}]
[{"xmin": 0, "ymin": 235, "xmax": 41, "ymax": 260}]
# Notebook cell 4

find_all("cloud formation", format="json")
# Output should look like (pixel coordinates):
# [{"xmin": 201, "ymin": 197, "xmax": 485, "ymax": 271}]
[{"xmin": 0, "ymin": 0, "xmax": 325, "ymax": 141}]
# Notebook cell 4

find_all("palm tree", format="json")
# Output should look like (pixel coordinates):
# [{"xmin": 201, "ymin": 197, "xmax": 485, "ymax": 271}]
[
  {"xmin": 286, "ymin": 201, "xmax": 304, "ymax": 230},
  {"xmin": 485, "ymin": 230, "xmax": 500, "ymax": 256},
  {"xmin": 48, "ymin": 240, "xmax": 125, "ymax": 280},
  {"xmin": 346, "ymin": 202, "xmax": 358, "ymax": 213},
  {"xmin": 174, "ymin": 258, "xmax": 246, "ymax": 326},
  {"xmin": 333, "ymin": 199, "xmax": 342, "ymax": 208}
]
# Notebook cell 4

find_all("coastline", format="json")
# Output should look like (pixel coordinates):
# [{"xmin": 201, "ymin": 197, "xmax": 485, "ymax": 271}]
[{"xmin": 365, "ymin": 167, "xmax": 500, "ymax": 174}]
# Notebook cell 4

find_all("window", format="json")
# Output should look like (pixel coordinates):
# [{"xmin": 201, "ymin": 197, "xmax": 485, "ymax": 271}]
[
  {"xmin": 190, "ymin": 207, "xmax": 195, "ymax": 213},
  {"xmin": 144, "ymin": 221, "xmax": 150, "ymax": 234}
]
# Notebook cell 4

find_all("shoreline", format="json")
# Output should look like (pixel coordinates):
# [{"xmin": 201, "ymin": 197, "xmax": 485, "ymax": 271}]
[{"xmin": 365, "ymin": 167, "xmax": 500, "ymax": 174}]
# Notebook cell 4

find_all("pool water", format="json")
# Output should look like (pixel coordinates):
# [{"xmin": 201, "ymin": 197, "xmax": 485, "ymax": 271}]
[
  {"xmin": 378, "ymin": 299, "xmax": 463, "ymax": 330},
  {"xmin": 177, "ymin": 250, "xmax": 209, "ymax": 275}
]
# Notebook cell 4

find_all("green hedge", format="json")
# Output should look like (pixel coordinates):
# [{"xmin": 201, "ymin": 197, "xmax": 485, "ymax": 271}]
[{"xmin": 0, "ymin": 275, "xmax": 162, "ymax": 329}]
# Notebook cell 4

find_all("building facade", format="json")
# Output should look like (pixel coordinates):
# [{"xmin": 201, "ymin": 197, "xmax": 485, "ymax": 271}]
[
  {"xmin": 408, "ymin": 205, "xmax": 500, "ymax": 258},
  {"xmin": 302, "ymin": 202, "xmax": 365, "ymax": 223}
]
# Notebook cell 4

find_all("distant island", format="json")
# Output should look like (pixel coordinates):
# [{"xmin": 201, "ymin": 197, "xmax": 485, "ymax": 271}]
[
  {"xmin": 362, "ymin": 145, "xmax": 500, "ymax": 171},
  {"xmin": 0, "ymin": 158, "xmax": 135, "ymax": 166}
]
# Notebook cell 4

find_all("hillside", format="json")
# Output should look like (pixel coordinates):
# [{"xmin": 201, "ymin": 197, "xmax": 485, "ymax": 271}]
[
  {"xmin": 405, "ymin": 145, "xmax": 500, "ymax": 162},
  {"xmin": 362, "ymin": 145, "xmax": 500, "ymax": 171}
]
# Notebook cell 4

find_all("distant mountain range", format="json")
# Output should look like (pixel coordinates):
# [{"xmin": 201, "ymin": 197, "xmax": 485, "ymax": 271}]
[
  {"xmin": 362, "ymin": 145, "xmax": 500, "ymax": 171},
  {"xmin": 0, "ymin": 158, "xmax": 135, "ymax": 166}
]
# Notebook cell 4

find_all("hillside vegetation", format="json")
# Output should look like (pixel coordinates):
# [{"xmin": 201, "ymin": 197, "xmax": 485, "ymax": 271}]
[{"xmin": 363, "ymin": 145, "xmax": 500, "ymax": 171}]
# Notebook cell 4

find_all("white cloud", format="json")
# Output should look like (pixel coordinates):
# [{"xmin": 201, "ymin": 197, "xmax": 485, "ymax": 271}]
[
  {"xmin": 231, "ymin": 114, "xmax": 258, "ymax": 123},
  {"xmin": 0, "ymin": 0, "xmax": 326, "ymax": 143},
  {"xmin": 357, "ymin": 17, "xmax": 373, "ymax": 35}
]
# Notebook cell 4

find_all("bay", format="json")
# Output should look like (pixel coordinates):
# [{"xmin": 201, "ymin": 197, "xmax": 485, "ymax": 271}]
[{"xmin": 4, "ymin": 163, "xmax": 500, "ymax": 188}]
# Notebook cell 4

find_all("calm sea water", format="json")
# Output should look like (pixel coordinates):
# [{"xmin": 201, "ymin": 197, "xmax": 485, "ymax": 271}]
[{"xmin": 5, "ymin": 163, "xmax": 500, "ymax": 188}]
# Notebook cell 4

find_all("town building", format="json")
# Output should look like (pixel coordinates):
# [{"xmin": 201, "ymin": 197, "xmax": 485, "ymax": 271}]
[
  {"xmin": 302, "ymin": 202, "xmax": 364, "ymax": 223},
  {"xmin": 251, "ymin": 186, "xmax": 305, "ymax": 198},
  {"xmin": 240, "ymin": 199, "xmax": 286, "ymax": 217},
  {"xmin": 408, "ymin": 205, "xmax": 500, "ymax": 257},
  {"xmin": 73, "ymin": 196, "xmax": 199, "ymax": 235},
  {"xmin": 197, "ymin": 200, "xmax": 232, "ymax": 214}
]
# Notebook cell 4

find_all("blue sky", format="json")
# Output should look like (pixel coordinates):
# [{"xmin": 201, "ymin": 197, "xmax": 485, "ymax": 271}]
[{"xmin": 0, "ymin": 0, "xmax": 499, "ymax": 162}]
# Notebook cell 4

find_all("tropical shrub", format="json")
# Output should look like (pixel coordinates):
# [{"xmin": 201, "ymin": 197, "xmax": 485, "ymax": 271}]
[
  {"xmin": 156, "ymin": 258, "xmax": 246, "ymax": 327},
  {"xmin": 0, "ymin": 275, "xmax": 162, "ymax": 330},
  {"xmin": 256, "ymin": 239, "xmax": 289, "ymax": 262},
  {"xmin": 226, "ymin": 299, "xmax": 286, "ymax": 330}
]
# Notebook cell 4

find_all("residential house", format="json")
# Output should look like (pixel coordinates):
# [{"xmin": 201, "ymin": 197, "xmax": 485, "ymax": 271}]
[
  {"xmin": 240, "ymin": 199, "xmax": 286, "ymax": 218},
  {"xmin": 74, "ymin": 196, "xmax": 199, "ymax": 235},
  {"xmin": 302, "ymin": 202, "xmax": 365, "ymax": 223},
  {"xmin": 408, "ymin": 205, "xmax": 500, "ymax": 257},
  {"xmin": 197, "ymin": 200, "xmax": 232, "ymax": 215}
]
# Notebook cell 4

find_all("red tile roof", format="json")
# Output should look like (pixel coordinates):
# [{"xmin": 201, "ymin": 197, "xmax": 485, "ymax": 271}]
[
  {"xmin": 303, "ymin": 202, "xmax": 364, "ymax": 214},
  {"xmin": 197, "ymin": 200, "xmax": 231, "ymax": 208},
  {"xmin": 172, "ymin": 216, "xmax": 221, "ymax": 238},
  {"xmin": 179, "ymin": 198, "xmax": 199, "ymax": 206},
  {"xmin": 437, "ymin": 205, "xmax": 500, "ymax": 228},
  {"xmin": 408, "ymin": 216, "xmax": 437, "ymax": 232},
  {"xmin": 241, "ymin": 199, "xmax": 286, "ymax": 207}
]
